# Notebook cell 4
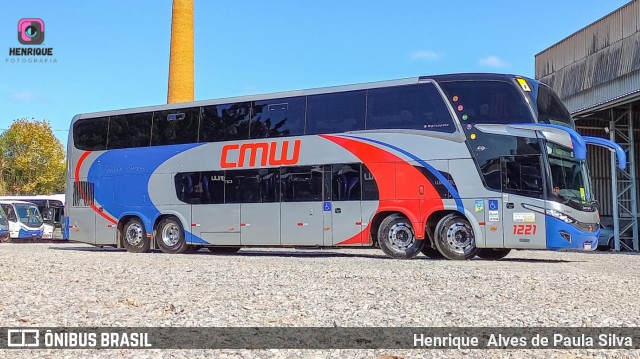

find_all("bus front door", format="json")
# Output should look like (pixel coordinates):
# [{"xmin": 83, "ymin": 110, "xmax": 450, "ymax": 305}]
[{"xmin": 500, "ymin": 155, "xmax": 547, "ymax": 249}]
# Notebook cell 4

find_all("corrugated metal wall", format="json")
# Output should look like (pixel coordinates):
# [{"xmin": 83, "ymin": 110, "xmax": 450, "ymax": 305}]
[
  {"xmin": 576, "ymin": 113, "xmax": 640, "ymax": 220},
  {"xmin": 535, "ymin": 1, "xmax": 640, "ymax": 114}
]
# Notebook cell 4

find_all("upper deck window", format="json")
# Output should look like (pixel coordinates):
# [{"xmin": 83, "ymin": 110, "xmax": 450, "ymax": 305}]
[
  {"xmin": 439, "ymin": 80, "xmax": 534, "ymax": 125},
  {"xmin": 366, "ymin": 83, "xmax": 455, "ymax": 133}
]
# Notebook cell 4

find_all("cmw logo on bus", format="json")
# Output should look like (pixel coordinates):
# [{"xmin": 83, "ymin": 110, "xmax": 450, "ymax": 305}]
[{"xmin": 221, "ymin": 140, "xmax": 301, "ymax": 169}]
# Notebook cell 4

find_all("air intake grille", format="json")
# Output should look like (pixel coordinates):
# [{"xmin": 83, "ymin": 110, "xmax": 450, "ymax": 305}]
[{"xmin": 72, "ymin": 181, "xmax": 95, "ymax": 207}]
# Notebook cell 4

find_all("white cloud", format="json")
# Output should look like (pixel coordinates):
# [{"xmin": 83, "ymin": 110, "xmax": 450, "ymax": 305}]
[
  {"xmin": 7, "ymin": 91, "xmax": 46, "ymax": 102},
  {"xmin": 411, "ymin": 50, "xmax": 440, "ymax": 61},
  {"xmin": 478, "ymin": 55, "xmax": 509, "ymax": 68}
]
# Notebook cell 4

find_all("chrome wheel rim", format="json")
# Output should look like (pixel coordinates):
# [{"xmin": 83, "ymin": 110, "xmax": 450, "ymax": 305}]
[
  {"xmin": 161, "ymin": 222, "xmax": 180, "ymax": 247},
  {"xmin": 388, "ymin": 223, "xmax": 415, "ymax": 251},
  {"xmin": 125, "ymin": 222, "xmax": 143, "ymax": 246},
  {"xmin": 445, "ymin": 222, "xmax": 475, "ymax": 254}
]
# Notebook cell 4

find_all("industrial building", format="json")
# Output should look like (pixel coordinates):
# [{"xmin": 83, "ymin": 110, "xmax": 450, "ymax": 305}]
[{"xmin": 536, "ymin": 0, "xmax": 639, "ymax": 250}]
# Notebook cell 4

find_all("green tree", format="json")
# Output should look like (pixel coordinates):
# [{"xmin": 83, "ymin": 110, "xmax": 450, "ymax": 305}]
[{"xmin": 0, "ymin": 119, "xmax": 66, "ymax": 195}]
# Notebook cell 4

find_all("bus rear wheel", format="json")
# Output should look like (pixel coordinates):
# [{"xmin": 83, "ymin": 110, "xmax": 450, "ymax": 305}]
[
  {"xmin": 156, "ymin": 217, "xmax": 189, "ymax": 254},
  {"xmin": 434, "ymin": 214, "xmax": 479, "ymax": 260},
  {"xmin": 122, "ymin": 218, "xmax": 150, "ymax": 253},
  {"xmin": 477, "ymin": 248, "xmax": 511, "ymax": 260},
  {"xmin": 377, "ymin": 214, "xmax": 424, "ymax": 259}
]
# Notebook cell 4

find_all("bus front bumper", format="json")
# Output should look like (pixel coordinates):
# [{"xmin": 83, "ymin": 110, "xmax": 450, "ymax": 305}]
[{"xmin": 546, "ymin": 216, "xmax": 598, "ymax": 251}]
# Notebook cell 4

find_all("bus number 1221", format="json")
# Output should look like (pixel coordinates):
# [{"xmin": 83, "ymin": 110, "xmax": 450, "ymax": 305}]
[{"xmin": 513, "ymin": 224, "xmax": 537, "ymax": 235}]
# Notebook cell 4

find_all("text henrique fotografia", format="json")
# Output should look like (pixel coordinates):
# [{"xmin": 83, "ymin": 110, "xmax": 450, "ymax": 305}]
[
  {"xmin": 413, "ymin": 333, "xmax": 634, "ymax": 349},
  {"xmin": 7, "ymin": 18, "xmax": 57, "ymax": 64}
]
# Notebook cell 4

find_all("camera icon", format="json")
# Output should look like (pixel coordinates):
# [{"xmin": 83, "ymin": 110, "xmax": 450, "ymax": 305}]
[{"xmin": 18, "ymin": 18, "xmax": 45, "ymax": 45}]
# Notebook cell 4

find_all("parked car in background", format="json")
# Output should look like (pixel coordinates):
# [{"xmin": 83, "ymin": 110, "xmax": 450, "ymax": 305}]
[{"xmin": 598, "ymin": 223, "xmax": 615, "ymax": 250}]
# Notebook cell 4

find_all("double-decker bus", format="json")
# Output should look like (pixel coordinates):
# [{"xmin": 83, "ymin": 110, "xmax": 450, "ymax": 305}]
[
  {"xmin": 0, "ymin": 195, "xmax": 65, "ymax": 239},
  {"xmin": 65, "ymin": 73, "xmax": 625, "ymax": 260}
]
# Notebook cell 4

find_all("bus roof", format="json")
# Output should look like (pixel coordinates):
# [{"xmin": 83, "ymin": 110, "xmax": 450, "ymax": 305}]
[
  {"xmin": 71, "ymin": 73, "xmax": 533, "ymax": 123},
  {"xmin": 0, "ymin": 200, "xmax": 39, "ymax": 205},
  {"xmin": 0, "ymin": 195, "xmax": 65, "ymax": 205}
]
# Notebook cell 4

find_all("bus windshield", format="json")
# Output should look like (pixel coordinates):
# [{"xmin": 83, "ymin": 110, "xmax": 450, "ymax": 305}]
[
  {"xmin": 546, "ymin": 143, "xmax": 593, "ymax": 204},
  {"xmin": 15, "ymin": 204, "xmax": 43, "ymax": 227},
  {"xmin": 535, "ymin": 85, "xmax": 575, "ymax": 128},
  {"xmin": 438, "ymin": 80, "xmax": 534, "ymax": 124}
]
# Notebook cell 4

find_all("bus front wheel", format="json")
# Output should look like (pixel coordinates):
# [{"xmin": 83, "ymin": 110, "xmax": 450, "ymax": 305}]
[
  {"xmin": 377, "ymin": 214, "xmax": 424, "ymax": 259},
  {"xmin": 155, "ymin": 217, "xmax": 189, "ymax": 254},
  {"xmin": 434, "ymin": 214, "xmax": 479, "ymax": 260},
  {"xmin": 122, "ymin": 218, "xmax": 151, "ymax": 253}
]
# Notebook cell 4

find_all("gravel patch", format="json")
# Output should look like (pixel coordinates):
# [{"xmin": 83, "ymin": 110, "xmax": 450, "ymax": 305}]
[{"xmin": 1, "ymin": 243, "xmax": 639, "ymax": 358}]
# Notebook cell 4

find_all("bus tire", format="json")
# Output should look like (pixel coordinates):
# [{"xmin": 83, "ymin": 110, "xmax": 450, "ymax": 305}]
[
  {"xmin": 421, "ymin": 245, "xmax": 444, "ymax": 259},
  {"xmin": 434, "ymin": 214, "xmax": 479, "ymax": 260},
  {"xmin": 377, "ymin": 214, "xmax": 424, "ymax": 259},
  {"xmin": 156, "ymin": 217, "xmax": 189, "ymax": 254},
  {"xmin": 477, "ymin": 248, "xmax": 511, "ymax": 260},
  {"xmin": 122, "ymin": 218, "xmax": 151, "ymax": 253},
  {"xmin": 207, "ymin": 246, "xmax": 241, "ymax": 254}
]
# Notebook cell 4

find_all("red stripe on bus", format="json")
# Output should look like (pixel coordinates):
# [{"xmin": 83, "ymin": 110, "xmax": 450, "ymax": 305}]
[
  {"xmin": 74, "ymin": 151, "xmax": 118, "ymax": 225},
  {"xmin": 74, "ymin": 151, "xmax": 91, "ymax": 183},
  {"xmin": 320, "ymin": 134, "xmax": 445, "ymax": 242}
]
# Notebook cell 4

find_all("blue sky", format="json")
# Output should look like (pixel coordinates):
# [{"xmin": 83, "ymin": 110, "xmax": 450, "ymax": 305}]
[{"xmin": 0, "ymin": 0, "xmax": 631, "ymax": 147}]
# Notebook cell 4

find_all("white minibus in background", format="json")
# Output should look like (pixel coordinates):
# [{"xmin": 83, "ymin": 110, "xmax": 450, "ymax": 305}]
[
  {"xmin": 0, "ymin": 195, "xmax": 65, "ymax": 239},
  {"xmin": 0, "ymin": 201, "xmax": 44, "ymax": 240}
]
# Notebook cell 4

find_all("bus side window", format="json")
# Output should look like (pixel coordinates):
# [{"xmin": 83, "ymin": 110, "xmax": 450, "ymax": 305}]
[
  {"xmin": 199, "ymin": 103, "xmax": 251, "ymax": 143},
  {"xmin": 73, "ymin": 117, "xmax": 109, "ymax": 151},
  {"xmin": 281, "ymin": 166, "xmax": 323, "ymax": 202},
  {"xmin": 501, "ymin": 155, "xmax": 544, "ymax": 198},
  {"xmin": 306, "ymin": 91, "xmax": 365, "ymax": 135},
  {"xmin": 2, "ymin": 205, "xmax": 16, "ymax": 222},
  {"xmin": 250, "ymin": 97, "xmax": 306, "ymax": 139},
  {"xmin": 331, "ymin": 164, "xmax": 361, "ymax": 201},
  {"xmin": 108, "ymin": 113, "xmax": 153, "ymax": 149},
  {"xmin": 151, "ymin": 107, "xmax": 200, "ymax": 146},
  {"xmin": 361, "ymin": 164, "xmax": 379, "ymax": 200},
  {"xmin": 366, "ymin": 83, "xmax": 455, "ymax": 132}
]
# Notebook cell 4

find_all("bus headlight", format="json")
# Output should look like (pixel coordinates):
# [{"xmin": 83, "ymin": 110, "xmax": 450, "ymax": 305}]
[
  {"xmin": 547, "ymin": 209, "xmax": 575, "ymax": 224},
  {"xmin": 521, "ymin": 203, "xmax": 597, "ymax": 233}
]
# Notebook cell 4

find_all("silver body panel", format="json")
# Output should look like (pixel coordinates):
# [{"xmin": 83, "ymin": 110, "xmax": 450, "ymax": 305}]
[
  {"xmin": 192, "ymin": 204, "xmax": 240, "ymax": 245},
  {"xmin": 240, "ymin": 203, "xmax": 280, "ymax": 245},
  {"xmin": 280, "ymin": 202, "xmax": 324, "ymax": 246}
]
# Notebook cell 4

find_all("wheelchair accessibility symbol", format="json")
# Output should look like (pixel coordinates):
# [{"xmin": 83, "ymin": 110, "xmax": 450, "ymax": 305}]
[
  {"xmin": 323, "ymin": 201, "xmax": 332, "ymax": 212},
  {"xmin": 488, "ymin": 199, "xmax": 499, "ymax": 211}
]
